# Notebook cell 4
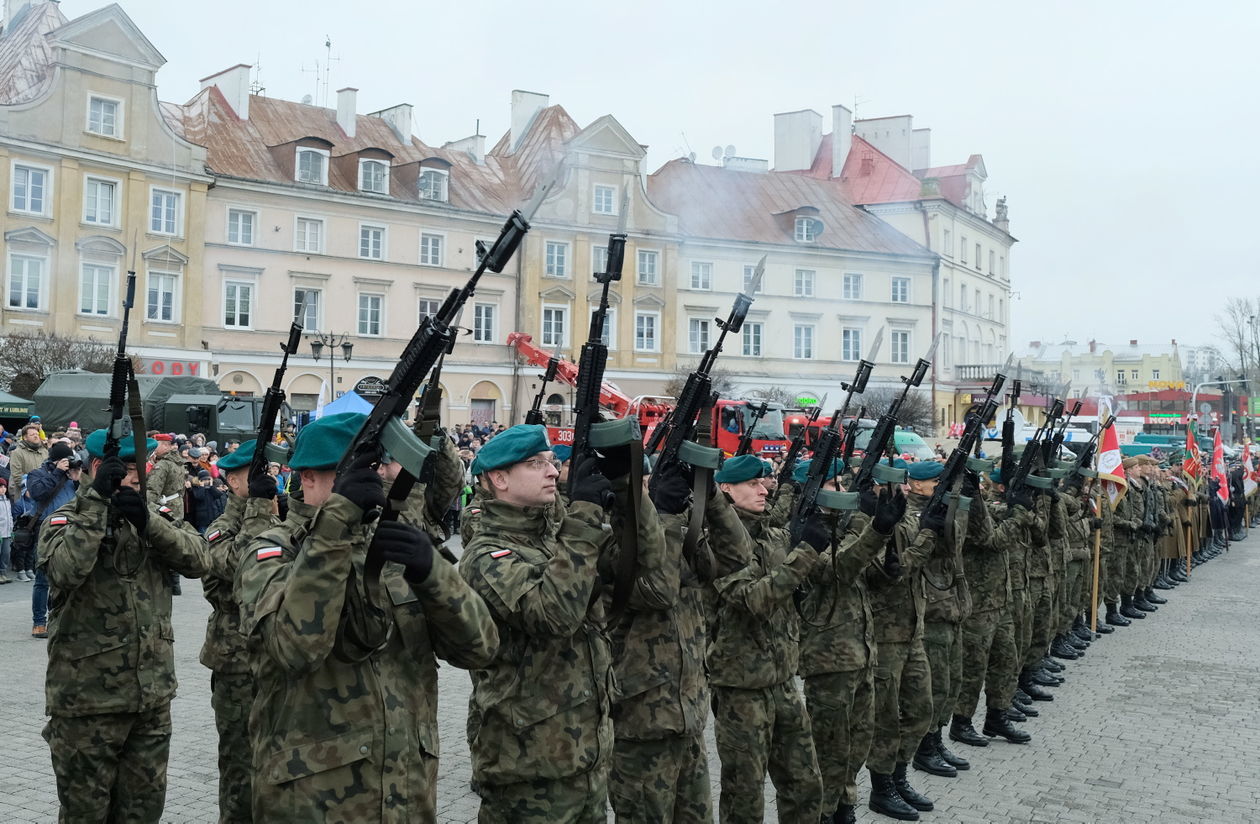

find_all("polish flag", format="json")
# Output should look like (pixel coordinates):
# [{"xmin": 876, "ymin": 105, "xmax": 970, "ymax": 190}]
[
  {"xmin": 1097, "ymin": 421, "xmax": 1127, "ymax": 505},
  {"xmin": 1211, "ymin": 428, "xmax": 1229, "ymax": 505},
  {"xmin": 1244, "ymin": 442, "xmax": 1257, "ymax": 496}
]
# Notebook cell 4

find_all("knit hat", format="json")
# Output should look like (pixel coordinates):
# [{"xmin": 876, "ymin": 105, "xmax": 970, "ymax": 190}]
[{"xmin": 48, "ymin": 443, "xmax": 76, "ymax": 463}]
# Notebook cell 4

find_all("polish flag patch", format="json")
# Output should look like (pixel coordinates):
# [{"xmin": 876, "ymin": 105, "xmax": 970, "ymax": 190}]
[
  {"xmin": 490, "ymin": 549, "xmax": 512, "ymax": 559},
  {"xmin": 206, "ymin": 530, "xmax": 222, "ymax": 543},
  {"xmin": 48, "ymin": 516, "xmax": 68, "ymax": 527},
  {"xmin": 256, "ymin": 547, "xmax": 283, "ymax": 561}
]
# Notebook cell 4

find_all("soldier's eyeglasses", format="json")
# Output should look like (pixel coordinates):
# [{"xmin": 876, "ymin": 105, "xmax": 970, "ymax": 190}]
[{"xmin": 518, "ymin": 458, "xmax": 560, "ymax": 471}]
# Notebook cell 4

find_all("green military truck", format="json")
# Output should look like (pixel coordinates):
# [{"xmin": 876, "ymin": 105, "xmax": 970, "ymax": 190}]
[{"xmin": 33, "ymin": 371, "xmax": 267, "ymax": 443}]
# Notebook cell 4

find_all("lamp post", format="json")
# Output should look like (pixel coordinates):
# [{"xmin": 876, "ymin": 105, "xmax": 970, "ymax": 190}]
[{"xmin": 308, "ymin": 331, "xmax": 354, "ymax": 406}]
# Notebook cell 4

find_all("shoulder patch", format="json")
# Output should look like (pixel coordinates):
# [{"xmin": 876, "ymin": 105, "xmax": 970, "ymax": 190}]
[
  {"xmin": 157, "ymin": 506, "xmax": 176, "ymax": 522},
  {"xmin": 490, "ymin": 548, "xmax": 512, "ymax": 559},
  {"xmin": 256, "ymin": 547, "xmax": 283, "ymax": 561},
  {"xmin": 206, "ymin": 529, "xmax": 222, "ymax": 542},
  {"xmin": 48, "ymin": 515, "xmax": 68, "ymax": 527}
]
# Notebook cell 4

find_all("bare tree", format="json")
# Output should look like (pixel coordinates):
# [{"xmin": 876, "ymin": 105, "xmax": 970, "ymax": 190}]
[
  {"xmin": 747, "ymin": 385, "xmax": 795, "ymax": 407},
  {"xmin": 1213, "ymin": 297, "xmax": 1253, "ymax": 377},
  {"xmin": 663, "ymin": 364, "xmax": 736, "ymax": 400},
  {"xmin": 0, "ymin": 332, "xmax": 116, "ymax": 397},
  {"xmin": 859, "ymin": 385, "xmax": 934, "ymax": 433}
]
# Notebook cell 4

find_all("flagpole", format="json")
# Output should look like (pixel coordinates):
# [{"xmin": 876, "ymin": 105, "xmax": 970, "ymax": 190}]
[{"xmin": 1090, "ymin": 485, "xmax": 1102, "ymax": 633}]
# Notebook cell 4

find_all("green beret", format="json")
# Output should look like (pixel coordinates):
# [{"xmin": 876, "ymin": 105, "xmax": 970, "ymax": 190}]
[
  {"xmin": 792, "ymin": 457, "xmax": 842, "ymax": 485},
  {"xmin": 470, "ymin": 424, "xmax": 550, "ymax": 476},
  {"xmin": 216, "ymin": 439, "xmax": 257, "ymax": 472},
  {"xmin": 892, "ymin": 458, "xmax": 909, "ymax": 470},
  {"xmin": 990, "ymin": 467, "xmax": 1003, "ymax": 484},
  {"xmin": 84, "ymin": 428, "xmax": 157, "ymax": 461},
  {"xmin": 552, "ymin": 444, "xmax": 572, "ymax": 464},
  {"xmin": 907, "ymin": 461, "xmax": 944, "ymax": 481},
  {"xmin": 289, "ymin": 412, "xmax": 367, "ymax": 470},
  {"xmin": 760, "ymin": 459, "xmax": 774, "ymax": 478},
  {"xmin": 715, "ymin": 454, "xmax": 765, "ymax": 484}
]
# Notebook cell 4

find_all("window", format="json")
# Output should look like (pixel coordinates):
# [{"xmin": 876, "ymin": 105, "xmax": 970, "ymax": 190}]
[
  {"xmin": 943, "ymin": 278, "xmax": 951, "ymax": 307},
  {"xmin": 417, "ymin": 297, "xmax": 440, "ymax": 323},
  {"xmin": 891, "ymin": 277, "xmax": 910, "ymax": 303},
  {"xmin": 1131, "ymin": 369, "xmax": 1139, "ymax": 380},
  {"xmin": 794, "ymin": 216, "xmax": 821, "ymax": 242},
  {"xmin": 84, "ymin": 177, "xmax": 117, "ymax": 225},
  {"xmin": 296, "ymin": 148, "xmax": 328, "ymax": 185},
  {"xmin": 794, "ymin": 269, "xmax": 815, "ymax": 298},
  {"xmin": 998, "ymin": 298, "xmax": 1005, "ymax": 322},
  {"xmin": 149, "ymin": 188, "xmax": 181, "ymax": 235},
  {"xmin": 87, "ymin": 96, "xmax": 120, "ymax": 137},
  {"xmin": 637, "ymin": 250, "xmax": 659, "ymax": 285},
  {"xmin": 592, "ymin": 245, "xmax": 609, "ymax": 276},
  {"xmin": 473, "ymin": 303, "xmax": 496, "ymax": 343},
  {"xmin": 541, "ymin": 305, "xmax": 568, "ymax": 348},
  {"xmin": 843, "ymin": 273, "xmax": 862, "ymax": 300},
  {"xmin": 989, "ymin": 250, "xmax": 996, "ymax": 274},
  {"xmin": 842, "ymin": 328, "xmax": 862, "ymax": 361},
  {"xmin": 358, "ymin": 293, "xmax": 383, "ymax": 336},
  {"xmin": 742, "ymin": 322, "xmax": 763, "ymax": 357},
  {"xmin": 294, "ymin": 288, "xmax": 321, "ymax": 329},
  {"xmin": 961, "ymin": 236, "xmax": 968, "ymax": 264},
  {"xmin": 793, "ymin": 325, "xmax": 815, "ymax": 359},
  {"xmin": 419, "ymin": 168, "xmax": 448, "ymax": 202},
  {"xmin": 545, "ymin": 241, "xmax": 569, "ymax": 277},
  {"xmin": 1153, "ymin": 369, "xmax": 1161, "ymax": 380},
  {"xmin": 359, "ymin": 159, "xmax": 389, "ymax": 194},
  {"xmin": 988, "ymin": 294, "xmax": 995, "ymax": 318},
  {"xmin": 359, "ymin": 225, "xmax": 386, "ymax": 260},
  {"xmin": 8, "ymin": 254, "xmax": 44, "ymax": 310},
  {"xmin": 959, "ymin": 284, "xmax": 968, "ymax": 312},
  {"xmin": 227, "ymin": 208, "xmax": 255, "ymax": 245},
  {"xmin": 79, "ymin": 263, "xmax": 113, "ymax": 316},
  {"xmin": 690, "ymin": 261, "xmax": 712, "ymax": 290},
  {"xmin": 295, "ymin": 217, "xmax": 324, "ymax": 253},
  {"xmin": 688, "ymin": 318, "xmax": 710, "ymax": 354},
  {"xmin": 1116, "ymin": 370, "xmax": 1127, "ymax": 385},
  {"xmin": 224, "ymin": 281, "xmax": 253, "ymax": 328},
  {"xmin": 942, "ymin": 228, "xmax": 952, "ymax": 257},
  {"xmin": 146, "ymin": 272, "xmax": 177, "ymax": 322},
  {"xmin": 419, "ymin": 232, "xmax": 444, "ymax": 267},
  {"xmin": 891, "ymin": 330, "xmax": 910, "ymax": 364},
  {"xmin": 635, "ymin": 312, "xmax": 659, "ymax": 352},
  {"xmin": 975, "ymin": 243, "xmax": 982, "ymax": 269},
  {"xmin": 11, "ymin": 164, "xmax": 49, "ymax": 214},
  {"xmin": 974, "ymin": 289, "xmax": 981, "ymax": 315},
  {"xmin": 593, "ymin": 184, "xmax": 616, "ymax": 215}
]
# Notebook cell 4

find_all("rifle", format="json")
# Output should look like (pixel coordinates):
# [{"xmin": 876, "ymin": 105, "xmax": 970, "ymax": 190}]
[
  {"xmin": 854, "ymin": 333, "xmax": 940, "ymax": 489},
  {"xmin": 1077, "ymin": 414, "xmax": 1115, "ymax": 471},
  {"xmin": 523, "ymin": 353, "xmax": 561, "ymax": 426},
  {"xmin": 770, "ymin": 405, "xmax": 823, "ymax": 503},
  {"xmin": 1048, "ymin": 399, "xmax": 1083, "ymax": 463},
  {"xmin": 999, "ymin": 370, "xmax": 1022, "ymax": 486},
  {"xmin": 249, "ymin": 298, "xmax": 306, "ymax": 486},
  {"xmin": 1007, "ymin": 396, "xmax": 1064, "ymax": 499},
  {"xmin": 735, "ymin": 402, "xmax": 769, "ymax": 456}
]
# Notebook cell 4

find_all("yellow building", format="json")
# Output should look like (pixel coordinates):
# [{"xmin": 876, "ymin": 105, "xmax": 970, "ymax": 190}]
[{"xmin": 1019, "ymin": 339, "xmax": 1185, "ymax": 396}]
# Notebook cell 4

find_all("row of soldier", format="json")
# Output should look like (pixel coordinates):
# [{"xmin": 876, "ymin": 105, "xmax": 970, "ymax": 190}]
[{"xmin": 35, "ymin": 402, "xmax": 1239, "ymax": 823}]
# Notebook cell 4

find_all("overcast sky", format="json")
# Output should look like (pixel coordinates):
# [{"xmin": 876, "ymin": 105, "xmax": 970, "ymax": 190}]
[{"xmin": 76, "ymin": 0, "xmax": 1260, "ymax": 353}]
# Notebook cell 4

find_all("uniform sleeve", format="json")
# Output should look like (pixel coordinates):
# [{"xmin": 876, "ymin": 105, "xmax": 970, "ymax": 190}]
[
  {"xmin": 714, "ymin": 534, "xmax": 818, "ymax": 619},
  {"xmin": 606, "ymin": 476, "xmax": 678, "ymax": 612},
  {"xmin": 412, "ymin": 553, "xmax": 499, "ymax": 669},
  {"xmin": 38, "ymin": 489, "xmax": 107, "ymax": 591},
  {"xmin": 462, "ymin": 501, "xmax": 604, "ymax": 637},
  {"xmin": 705, "ymin": 490, "xmax": 754, "ymax": 577},
  {"xmin": 146, "ymin": 510, "xmax": 211, "ymax": 578},
  {"xmin": 145, "ymin": 460, "xmax": 166, "ymax": 506},
  {"xmin": 765, "ymin": 485, "xmax": 794, "ymax": 529},
  {"xmin": 964, "ymin": 495, "xmax": 995, "ymax": 550},
  {"xmin": 424, "ymin": 433, "xmax": 465, "ymax": 530},
  {"xmin": 236, "ymin": 494, "xmax": 360, "ymax": 674},
  {"xmin": 819, "ymin": 521, "xmax": 887, "ymax": 583},
  {"xmin": 205, "ymin": 495, "xmax": 279, "ymax": 582}
]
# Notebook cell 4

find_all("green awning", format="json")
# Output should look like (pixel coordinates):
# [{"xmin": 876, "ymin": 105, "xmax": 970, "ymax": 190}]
[{"xmin": 0, "ymin": 390, "xmax": 34, "ymax": 417}]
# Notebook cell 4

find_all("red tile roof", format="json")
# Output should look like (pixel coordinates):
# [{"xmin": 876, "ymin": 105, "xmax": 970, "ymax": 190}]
[
  {"xmin": 0, "ymin": 0, "xmax": 65, "ymax": 105},
  {"xmin": 648, "ymin": 158, "xmax": 930, "ymax": 258},
  {"xmin": 837, "ymin": 136, "xmax": 925, "ymax": 205}
]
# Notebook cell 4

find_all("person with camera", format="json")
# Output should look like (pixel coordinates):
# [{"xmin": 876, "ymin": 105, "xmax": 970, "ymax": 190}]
[{"xmin": 23, "ymin": 443, "xmax": 83, "ymax": 638}]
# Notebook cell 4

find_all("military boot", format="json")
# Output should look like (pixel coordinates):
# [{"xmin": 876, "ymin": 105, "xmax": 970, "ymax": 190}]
[
  {"xmin": 1072, "ymin": 616, "xmax": 1095, "ymax": 642},
  {"xmin": 1119, "ymin": 593, "xmax": 1146, "ymax": 619},
  {"xmin": 1132, "ymin": 590, "xmax": 1158, "ymax": 611},
  {"xmin": 1050, "ymin": 635, "xmax": 1080, "ymax": 660},
  {"xmin": 893, "ymin": 763, "xmax": 933, "ymax": 812},
  {"xmin": 912, "ymin": 733, "xmax": 956, "ymax": 777},
  {"xmin": 1040, "ymin": 655, "xmax": 1065, "ymax": 672},
  {"xmin": 936, "ymin": 730, "xmax": 970, "ymax": 770},
  {"xmin": 1065, "ymin": 629, "xmax": 1090, "ymax": 650},
  {"xmin": 869, "ymin": 770, "xmax": 919, "ymax": 821},
  {"xmin": 1145, "ymin": 586, "xmax": 1168, "ymax": 605},
  {"xmin": 1032, "ymin": 667, "xmax": 1063, "ymax": 686},
  {"xmin": 1004, "ymin": 705, "xmax": 1028, "ymax": 723},
  {"xmin": 1019, "ymin": 669, "xmax": 1054, "ymax": 701},
  {"xmin": 949, "ymin": 714, "xmax": 990, "ymax": 747},
  {"xmin": 835, "ymin": 804, "xmax": 857, "ymax": 824},
  {"xmin": 1013, "ymin": 692, "xmax": 1038, "ymax": 715},
  {"xmin": 1169, "ymin": 563, "xmax": 1189, "ymax": 583},
  {"xmin": 983, "ymin": 706, "xmax": 1032, "ymax": 743}
]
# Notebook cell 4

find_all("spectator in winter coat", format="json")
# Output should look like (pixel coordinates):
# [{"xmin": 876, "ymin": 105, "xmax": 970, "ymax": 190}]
[
  {"xmin": 0, "ymin": 477, "xmax": 11, "ymax": 583},
  {"xmin": 187, "ymin": 470, "xmax": 226, "ymax": 534},
  {"xmin": 9, "ymin": 424, "xmax": 47, "ymax": 502}
]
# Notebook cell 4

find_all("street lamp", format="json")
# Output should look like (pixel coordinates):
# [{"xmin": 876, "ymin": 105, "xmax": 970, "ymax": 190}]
[{"xmin": 308, "ymin": 331, "xmax": 354, "ymax": 405}]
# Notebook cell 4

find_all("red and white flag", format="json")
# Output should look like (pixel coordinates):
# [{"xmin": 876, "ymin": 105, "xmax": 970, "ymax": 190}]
[
  {"xmin": 1182, "ymin": 423, "xmax": 1203, "ymax": 481},
  {"xmin": 1244, "ymin": 441, "xmax": 1257, "ymax": 496},
  {"xmin": 1211, "ymin": 428, "xmax": 1229, "ymax": 505},
  {"xmin": 1096, "ymin": 422, "xmax": 1127, "ymax": 505}
]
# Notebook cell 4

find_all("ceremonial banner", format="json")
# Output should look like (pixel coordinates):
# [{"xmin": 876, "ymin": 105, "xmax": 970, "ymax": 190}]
[
  {"xmin": 1245, "ymin": 442, "xmax": 1257, "ymax": 496},
  {"xmin": 1183, "ymin": 421, "xmax": 1203, "ymax": 480},
  {"xmin": 1097, "ymin": 422, "xmax": 1127, "ymax": 505},
  {"xmin": 1212, "ymin": 428, "xmax": 1229, "ymax": 505}
]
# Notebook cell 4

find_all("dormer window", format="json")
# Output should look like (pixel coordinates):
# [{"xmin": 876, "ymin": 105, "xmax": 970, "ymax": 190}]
[
  {"xmin": 87, "ymin": 95, "xmax": 122, "ymax": 138},
  {"xmin": 359, "ymin": 159, "xmax": 389, "ymax": 194},
  {"xmin": 296, "ymin": 148, "xmax": 329, "ymax": 185},
  {"xmin": 795, "ymin": 216, "xmax": 822, "ymax": 242},
  {"xmin": 593, "ymin": 184, "xmax": 617, "ymax": 215},
  {"xmin": 419, "ymin": 168, "xmax": 449, "ymax": 202}
]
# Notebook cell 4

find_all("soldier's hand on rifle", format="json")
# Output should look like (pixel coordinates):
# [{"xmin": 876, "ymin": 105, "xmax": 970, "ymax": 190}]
[
  {"xmin": 598, "ymin": 443, "xmax": 634, "ymax": 481},
  {"xmin": 570, "ymin": 454, "xmax": 614, "ymax": 509},
  {"xmin": 882, "ymin": 543, "xmax": 903, "ymax": 576},
  {"xmin": 113, "ymin": 488, "xmax": 148, "ymax": 531},
  {"xmin": 92, "ymin": 456, "xmax": 127, "ymax": 497},
  {"xmin": 919, "ymin": 502, "xmax": 948, "ymax": 536},
  {"xmin": 800, "ymin": 513, "xmax": 829, "ymax": 552},
  {"xmin": 248, "ymin": 471, "xmax": 277, "ymax": 500},
  {"xmin": 650, "ymin": 464, "xmax": 691, "ymax": 515},
  {"xmin": 1009, "ymin": 487, "xmax": 1036, "ymax": 512},
  {"xmin": 333, "ymin": 453, "xmax": 387, "ymax": 514},
  {"xmin": 375, "ymin": 521, "xmax": 434, "ymax": 584},
  {"xmin": 873, "ymin": 486, "xmax": 906, "ymax": 535},
  {"xmin": 858, "ymin": 477, "xmax": 878, "ymax": 517},
  {"xmin": 962, "ymin": 468, "xmax": 982, "ymax": 499}
]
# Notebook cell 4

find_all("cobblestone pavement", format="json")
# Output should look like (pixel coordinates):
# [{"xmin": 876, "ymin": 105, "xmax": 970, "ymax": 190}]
[{"xmin": 1, "ymin": 541, "xmax": 1257, "ymax": 822}]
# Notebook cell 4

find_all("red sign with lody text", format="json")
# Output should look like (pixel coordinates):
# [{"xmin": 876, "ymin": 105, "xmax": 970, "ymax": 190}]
[{"xmin": 141, "ymin": 359, "xmax": 203, "ymax": 377}]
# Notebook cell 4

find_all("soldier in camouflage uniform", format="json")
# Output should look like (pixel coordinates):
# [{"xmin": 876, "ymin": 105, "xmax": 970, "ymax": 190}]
[
  {"xmin": 460, "ymin": 424, "xmax": 657, "ymax": 823},
  {"xmin": 39, "ymin": 429, "xmax": 210, "ymax": 823},
  {"xmin": 147, "ymin": 432, "xmax": 189, "ymax": 595},
  {"xmin": 236, "ymin": 412, "xmax": 499, "ymax": 822},
  {"xmin": 1112, "ymin": 458, "xmax": 1151, "ymax": 619},
  {"xmin": 707, "ymin": 454, "xmax": 825, "ymax": 824},
  {"xmin": 199, "ymin": 439, "xmax": 281, "ymax": 823}
]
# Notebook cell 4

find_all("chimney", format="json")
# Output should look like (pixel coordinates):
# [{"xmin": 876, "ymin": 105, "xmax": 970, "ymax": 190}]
[
  {"xmin": 1029, "ymin": 341, "xmax": 1041, "ymax": 350},
  {"xmin": 1089, "ymin": 339, "xmax": 1097, "ymax": 354},
  {"xmin": 772, "ymin": 109, "xmax": 822, "ymax": 172},
  {"xmin": 510, "ymin": 90, "xmax": 549, "ymax": 154},
  {"xmin": 911, "ymin": 128, "xmax": 931, "ymax": 171},
  {"xmin": 336, "ymin": 87, "xmax": 357, "ymax": 139},
  {"xmin": 444, "ymin": 133, "xmax": 486, "ymax": 165},
  {"xmin": 831, "ymin": 104, "xmax": 852, "ymax": 178},
  {"xmin": 854, "ymin": 114, "xmax": 913, "ymax": 170},
  {"xmin": 369, "ymin": 104, "xmax": 414, "ymax": 142},
  {"xmin": 1129, "ymin": 339, "xmax": 1138, "ymax": 346},
  {"xmin": 200, "ymin": 64, "xmax": 252, "ymax": 120}
]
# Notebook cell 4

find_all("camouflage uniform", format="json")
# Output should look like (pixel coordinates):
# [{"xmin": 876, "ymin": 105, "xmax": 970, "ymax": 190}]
[
  {"xmin": 39, "ymin": 486, "xmax": 209, "ymax": 822},
  {"xmin": 1023, "ymin": 493, "xmax": 1056, "ymax": 668},
  {"xmin": 1061, "ymin": 492, "xmax": 1091, "ymax": 632},
  {"xmin": 709, "ymin": 507, "xmax": 821, "ymax": 824},
  {"xmin": 799, "ymin": 510, "xmax": 886, "ymax": 812},
  {"xmin": 146, "ymin": 450, "xmax": 187, "ymax": 520},
  {"xmin": 200, "ymin": 492, "xmax": 280, "ymax": 823},
  {"xmin": 922, "ymin": 492, "xmax": 974, "ymax": 730},
  {"xmin": 864, "ymin": 494, "xmax": 940, "ymax": 774},
  {"xmin": 1112, "ymin": 478, "xmax": 1143, "ymax": 594},
  {"xmin": 608, "ymin": 489, "xmax": 745, "ymax": 824},
  {"xmin": 1099, "ymin": 489, "xmax": 1120, "ymax": 611},
  {"xmin": 237, "ymin": 486, "xmax": 498, "ymax": 823}
]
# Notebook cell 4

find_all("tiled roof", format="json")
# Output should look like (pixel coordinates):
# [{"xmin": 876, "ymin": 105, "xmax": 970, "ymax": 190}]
[
  {"xmin": 488, "ymin": 105, "xmax": 579, "ymax": 198},
  {"xmin": 647, "ymin": 158, "xmax": 931, "ymax": 258},
  {"xmin": 0, "ymin": 0, "xmax": 65, "ymax": 105},
  {"xmin": 837, "ymin": 136, "xmax": 925, "ymax": 204}
]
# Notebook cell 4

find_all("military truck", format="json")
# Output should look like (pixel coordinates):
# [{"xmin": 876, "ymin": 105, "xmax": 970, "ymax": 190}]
[{"xmin": 33, "ymin": 371, "xmax": 268, "ymax": 443}]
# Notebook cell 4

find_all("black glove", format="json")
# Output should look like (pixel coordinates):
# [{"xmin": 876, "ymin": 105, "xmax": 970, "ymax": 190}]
[
  {"xmin": 858, "ymin": 478, "xmax": 878, "ymax": 517},
  {"xmin": 919, "ymin": 502, "xmax": 947, "ymax": 536},
  {"xmin": 882, "ymin": 542, "xmax": 903, "ymax": 576},
  {"xmin": 113, "ymin": 487, "xmax": 148, "ymax": 531},
  {"xmin": 961, "ymin": 469, "xmax": 981, "ymax": 499},
  {"xmin": 374, "ymin": 520, "xmax": 434, "ymax": 584},
  {"xmin": 1181, "ymin": 519, "xmax": 1192, "ymax": 529},
  {"xmin": 873, "ymin": 487, "xmax": 907, "ymax": 535},
  {"xmin": 800, "ymin": 513, "xmax": 829, "ymax": 552},
  {"xmin": 597, "ymin": 443, "xmax": 633, "ymax": 481},
  {"xmin": 570, "ymin": 454, "xmax": 614, "ymax": 508},
  {"xmin": 92, "ymin": 456, "xmax": 127, "ymax": 497},
  {"xmin": 649, "ymin": 464, "xmax": 692, "ymax": 515},
  {"xmin": 332, "ymin": 453, "xmax": 387, "ymax": 513},
  {"xmin": 1090, "ymin": 517, "xmax": 1103, "ymax": 530},
  {"xmin": 1008, "ymin": 487, "xmax": 1036, "ymax": 512},
  {"xmin": 248, "ymin": 471, "xmax": 277, "ymax": 500}
]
